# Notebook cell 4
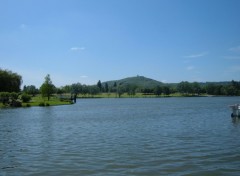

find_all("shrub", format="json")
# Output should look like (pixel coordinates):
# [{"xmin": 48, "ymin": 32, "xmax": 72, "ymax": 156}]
[
  {"xmin": 26, "ymin": 104, "xmax": 31, "ymax": 107},
  {"xmin": 39, "ymin": 102, "xmax": 45, "ymax": 106},
  {"xmin": 45, "ymin": 103, "xmax": 50, "ymax": 106},
  {"xmin": 0, "ymin": 92, "xmax": 10, "ymax": 104},
  {"xmin": 10, "ymin": 92, "xmax": 19, "ymax": 100},
  {"xmin": 21, "ymin": 93, "xmax": 32, "ymax": 103},
  {"xmin": 10, "ymin": 100, "xmax": 22, "ymax": 107}
]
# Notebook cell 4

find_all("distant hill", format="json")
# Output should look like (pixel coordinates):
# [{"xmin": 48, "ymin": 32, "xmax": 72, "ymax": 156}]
[
  {"xmin": 103, "ymin": 76, "xmax": 234, "ymax": 89},
  {"xmin": 103, "ymin": 76, "xmax": 163, "ymax": 89}
]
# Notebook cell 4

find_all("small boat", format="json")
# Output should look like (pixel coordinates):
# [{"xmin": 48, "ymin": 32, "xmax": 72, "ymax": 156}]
[{"xmin": 229, "ymin": 104, "xmax": 240, "ymax": 117}]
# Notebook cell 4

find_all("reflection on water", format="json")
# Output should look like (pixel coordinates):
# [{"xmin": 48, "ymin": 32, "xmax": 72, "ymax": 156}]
[
  {"xmin": 1, "ymin": 97, "xmax": 240, "ymax": 175},
  {"xmin": 232, "ymin": 116, "xmax": 240, "ymax": 125}
]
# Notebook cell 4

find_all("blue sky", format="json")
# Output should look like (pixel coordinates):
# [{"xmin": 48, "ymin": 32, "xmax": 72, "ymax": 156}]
[{"xmin": 1, "ymin": 0, "xmax": 240, "ymax": 87}]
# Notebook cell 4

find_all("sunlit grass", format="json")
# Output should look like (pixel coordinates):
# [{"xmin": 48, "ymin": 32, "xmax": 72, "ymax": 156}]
[{"xmin": 21, "ymin": 95, "xmax": 73, "ymax": 107}]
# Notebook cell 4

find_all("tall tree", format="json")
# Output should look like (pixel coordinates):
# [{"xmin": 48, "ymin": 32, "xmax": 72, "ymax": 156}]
[
  {"xmin": 162, "ymin": 86, "xmax": 170, "ymax": 96},
  {"xmin": 177, "ymin": 81, "xmax": 192, "ymax": 95},
  {"xmin": 117, "ymin": 85, "xmax": 124, "ymax": 98},
  {"xmin": 71, "ymin": 83, "xmax": 82, "ymax": 95},
  {"xmin": 192, "ymin": 82, "xmax": 201, "ymax": 95},
  {"xmin": 154, "ymin": 86, "xmax": 162, "ymax": 96},
  {"xmin": 97, "ymin": 80, "xmax": 102, "ymax": 92},
  {"xmin": 89, "ymin": 85, "xmax": 100, "ymax": 97},
  {"xmin": 40, "ymin": 74, "xmax": 55, "ymax": 101},
  {"xmin": 126, "ymin": 84, "xmax": 137, "ymax": 97},
  {"xmin": 104, "ymin": 83, "xmax": 109, "ymax": 93},
  {"xmin": 0, "ymin": 68, "xmax": 22, "ymax": 92}
]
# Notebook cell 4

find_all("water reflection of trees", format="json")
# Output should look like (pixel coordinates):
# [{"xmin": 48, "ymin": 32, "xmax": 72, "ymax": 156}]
[{"xmin": 232, "ymin": 117, "xmax": 240, "ymax": 125}]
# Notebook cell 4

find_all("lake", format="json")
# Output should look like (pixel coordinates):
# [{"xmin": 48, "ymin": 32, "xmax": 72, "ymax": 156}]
[{"xmin": 1, "ymin": 97, "xmax": 240, "ymax": 176}]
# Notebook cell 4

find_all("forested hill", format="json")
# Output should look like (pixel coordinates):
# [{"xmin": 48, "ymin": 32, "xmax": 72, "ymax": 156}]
[{"xmin": 103, "ymin": 76, "xmax": 163, "ymax": 89}]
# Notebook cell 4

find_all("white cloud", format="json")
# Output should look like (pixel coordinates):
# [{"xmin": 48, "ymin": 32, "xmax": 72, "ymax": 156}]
[
  {"xmin": 184, "ymin": 52, "xmax": 207, "ymax": 58},
  {"xmin": 80, "ymin": 75, "xmax": 88, "ymax": 78},
  {"xmin": 186, "ymin": 66, "xmax": 195, "ymax": 70},
  {"xmin": 70, "ymin": 47, "xmax": 85, "ymax": 51},
  {"xmin": 229, "ymin": 46, "xmax": 240, "ymax": 52}
]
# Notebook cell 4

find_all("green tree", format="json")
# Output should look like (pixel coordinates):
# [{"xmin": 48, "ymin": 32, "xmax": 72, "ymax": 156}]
[
  {"xmin": 225, "ymin": 85, "xmax": 238, "ymax": 96},
  {"xmin": 81, "ymin": 85, "xmax": 89, "ymax": 97},
  {"xmin": 71, "ymin": 83, "xmax": 82, "ymax": 95},
  {"xmin": 205, "ymin": 83, "xmax": 215, "ymax": 95},
  {"xmin": 0, "ymin": 69, "xmax": 22, "ymax": 92},
  {"xmin": 40, "ymin": 74, "xmax": 55, "ymax": 101},
  {"xmin": 0, "ymin": 92, "xmax": 10, "ymax": 105},
  {"xmin": 154, "ymin": 86, "xmax": 162, "ymax": 96},
  {"xmin": 21, "ymin": 93, "xmax": 32, "ymax": 103},
  {"xmin": 162, "ymin": 86, "xmax": 170, "ymax": 96},
  {"xmin": 61, "ymin": 85, "xmax": 72, "ymax": 93},
  {"xmin": 126, "ymin": 84, "xmax": 137, "ymax": 97},
  {"xmin": 230, "ymin": 80, "xmax": 240, "ymax": 95},
  {"xmin": 177, "ymin": 81, "xmax": 192, "ymax": 95},
  {"xmin": 117, "ymin": 85, "xmax": 124, "ymax": 98},
  {"xmin": 23, "ymin": 85, "xmax": 38, "ymax": 96},
  {"xmin": 89, "ymin": 85, "xmax": 100, "ymax": 97},
  {"xmin": 192, "ymin": 82, "xmax": 201, "ymax": 95},
  {"xmin": 97, "ymin": 80, "xmax": 102, "ymax": 92},
  {"xmin": 104, "ymin": 83, "xmax": 109, "ymax": 93}
]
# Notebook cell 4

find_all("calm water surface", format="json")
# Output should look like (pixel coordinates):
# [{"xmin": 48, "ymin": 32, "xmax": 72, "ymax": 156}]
[{"xmin": 1, "ymin": 97, "xmax": 240, "ymax": 176}]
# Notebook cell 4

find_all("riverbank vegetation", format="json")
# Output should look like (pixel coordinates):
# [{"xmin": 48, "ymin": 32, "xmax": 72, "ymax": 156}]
[
  {"xmin": 60, "ymin": 77, "xmax": 240, "ymax": 98},
  {"xmin": 0, "ymin": 69, "xmax": 72, "ymax": 108},
  {"xmin": 0, "ymin": 92, "xmax": 73, "ymax": 108},
  {"xmin": 1, "ymin": 68, "xmax": 240, "ymax": 108}
]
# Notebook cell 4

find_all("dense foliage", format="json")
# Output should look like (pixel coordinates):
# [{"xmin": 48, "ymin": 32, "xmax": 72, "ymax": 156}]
[
  {"xmin": 0, "ymin": 92, "xmax": 22, "ymax": 107},
  {"xmin": 56, "ymin": 78, "xmax": 240, "ymax": 97},
  {"xmin": 23, "ymin": 85, "xmax": 39, "ymax": 96},
  {"xmin": 0, "ymin": 68, "xmax": 22, "ymax": 92},
  {"xmin": 21, "ymin": 93, "xmax": 32, "ymax": 103}
]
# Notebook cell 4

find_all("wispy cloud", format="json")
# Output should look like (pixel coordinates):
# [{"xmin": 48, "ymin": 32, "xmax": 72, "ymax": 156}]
[
  {"xmin": 229, "ymin": 46, "xmax": 240, "ymax": 52},
  {"xmin": 80, "ymin": 75, "xmax": 88, "ymax": 78},
  {"xmin": 184, "ymin": 52, "xmax": 208, "ymax": 58},
  {"xmin": 186, "ymin": 66, "xmax": 195, "ymax": 70},
  {"xmin": 70, "ymin": 47, "xmax": 85, "ymax": 51}
]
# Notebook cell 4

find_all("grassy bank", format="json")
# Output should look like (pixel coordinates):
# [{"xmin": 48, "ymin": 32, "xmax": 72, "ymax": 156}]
[
  {"xmin": 0, "ymin": 95, "xmax": 73, "ymax": 108},
  {"xmin": 22, "ymin": 96, "xmax": 73, "ymax": 107},
  {"xmin": 0, "ymin": 93, "xmax": 211, "ymax": 108}
]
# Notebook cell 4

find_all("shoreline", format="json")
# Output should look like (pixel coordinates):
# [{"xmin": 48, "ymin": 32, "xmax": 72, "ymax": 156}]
[{"xmin": 1, "ymin": 94, "xmax": 239, "ymax": 108}]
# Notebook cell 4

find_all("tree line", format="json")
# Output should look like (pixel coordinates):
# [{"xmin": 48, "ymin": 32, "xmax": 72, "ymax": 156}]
[
  {"xmin": 1, "ymin": 68, "xmax": 240, "ymax": 107},
  {"xmin": 57, "ymin": 80, "xmax": 240, "ymax": 97}
]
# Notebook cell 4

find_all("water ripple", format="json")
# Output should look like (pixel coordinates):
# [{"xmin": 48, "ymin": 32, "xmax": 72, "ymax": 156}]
[{"xmin": 1, "ymin": 97, "xmax": 240, "ymax": 175}]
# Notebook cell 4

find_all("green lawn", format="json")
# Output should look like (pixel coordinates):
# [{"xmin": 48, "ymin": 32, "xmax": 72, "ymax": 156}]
[
  {"xmin": 0, "ymin": 95, "xmax": 73, "ymax": 108},
  {"xmin": 22, "ymin": 96, "xmax": 73, "ymax": 107}
]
